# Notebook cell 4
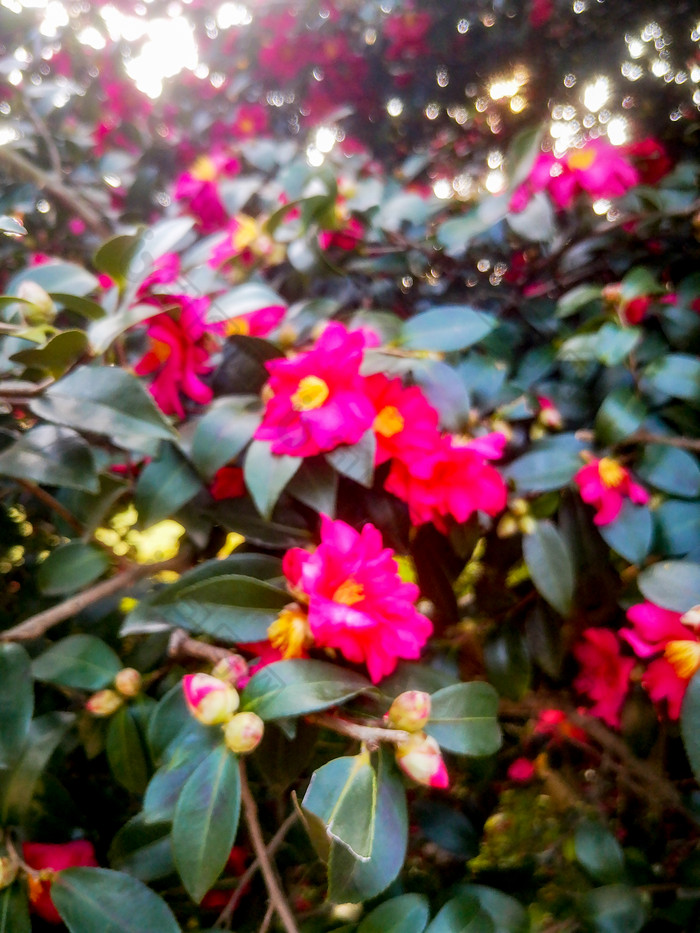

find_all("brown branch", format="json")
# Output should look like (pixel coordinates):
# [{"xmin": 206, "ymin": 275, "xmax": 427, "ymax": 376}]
[
  {"xmin": 0, "ymin": 146, "xmax": 110, "ymax": 238},
  {"xmin": 215, "ymin": 812, "xmax": 298, "ymax": 929},
  {"xmin": 576, "ymin": 428, "xmax": 700, "ymax": 453},
  {"xmin": 167, "ymin": 629, "xmax": 233, "ymax": 665},
  {"xmin": 17, "ymin": 479, "xmax": 84, "ymax": 534},
  {"xmin": 308, "ymin": 712, "xmax": 411, "ymax": 748},
  {"xmin": 0, "ymin": 378, "xmax": 53, "ymax": 399},
  {"xmin": 239, "ymin": 759, "xmax": 300, "ymax": 933},
  {"xmin": 0, "ymin": 555, "xmax": 187, "ymax": 642}
]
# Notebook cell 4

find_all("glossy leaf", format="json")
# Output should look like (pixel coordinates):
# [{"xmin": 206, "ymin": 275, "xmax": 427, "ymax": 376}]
[
  {"xmin": 325, "ymin": 429, "xmax": 376, "ymax": 487},
  {"xmin": 595, "ymin": 387, "xmax": 646, "ymax": 446},
  {"xmin": 599, "ymin": 501, "xmax": 653, "ymax": 565},
  {"xmin": 172, "ymin": 745, "xmax": 241, "ymax": 903},
  {"xmin": 425, "ymin": 682, "xmax": 501, "ymax": 756},
  {"xmin": 244, "ymin": 440, "xmax": 302, "ymax": 519},
  {"xmin": 637, "ymin": 561, "xmax": 700, "ymax": 612},
  {"xmin": 358, "ymin": 894, "xmax": 430, "ymax": 933},
  {"xmin": 32, "ymin": 635, "xmax": 121, "ymax": 691},
  {"xmin": 522, "ymin": 520, "xmax": 575, "ymax": 616},
  {"xmin": 36, "ymin": 541, "xmax": 110, "ymax": 596},
  {"xmin": 190, "ymin": 395, "xmax": 261, "ymax": 479},
  {"xmin": 108, "ymin": 817, "xmax": 175, "ymax": 883},
  {"xmin": 303, "ymin": 754, "xmax": 377, "ymax": 859},
  {"xmin": 286, "ymin": 457, "xmax": 338, "ymax": 516},
  {"xmin": 636, "ymin": 445, "xmax": 700, "ymax": 499},
  {"xmin": 0, "ymin": 425, "xmax": 98, "ymax": 492},
  {"xmin": 0, "ymin": 644, "xmax": 33, "ymax": 766},
  {"xmin": 644, "ymin": 353, "xmax": 700, "ymax": 402},
  {"xmin": 681, "ymin": 670, "xmax": 700, "ymax": 785},
  {"xmin": 401, "ymin": 306, "xmax": 496, "ymax": 352},
  {"xmin": 8, "ymin": 261, "xmax": 98, "ymax": 297},
  {"xmin": 424, "ymin": 895, "xmax": 496, "ymax": 933},
  {"xmin": 10, "ymin": 330, "xmax": 89, "ymax": 378},
  {"xmin": 133, "ymin": 443, "xmax": 202, "ymax": 527},
  {"xmin": 655, "ymin": 500, "xmax": 700, "ymax": 557},
  {"xmin": 453, "ymin": 885, "xmax": 528, "ymax": 933},
  {"xmin": 0, "ymin": 885, "xmax": 30, "ymax": 933},
  {"xmin": 94, "ymin": 233, "xmax": 140, "ymax": 286},
  {"xmin": 242, "ymin": 659, "xmax": 372, "ymax": 720},
  {"xmin": 106, "ymin": 705, "xmax": 151, "ymax": 795},
  {"xmin": 482, "ymin": 625, "xmax": 532, "ymax": 702},
  {"xmin": 53, "ymin": 867, "xmax": 180, "ymax": 933},
  {"xmin": 505, "ymin": 434, "xmax": 585, "ymax": 493}
]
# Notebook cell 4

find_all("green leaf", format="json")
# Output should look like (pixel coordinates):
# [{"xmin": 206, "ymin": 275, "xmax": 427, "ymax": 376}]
[
  {"xmin": 53, "ymin": 867, "xmax": 180, "ymax": 933},
  {"xmin": 638, "ymin": 561, "xmax": 700, "ymax": 612},
  {"xmin": 50, "ymin": 293, "xmax": 105, "ymax": 321},
  {"xmin": 0, "ymin": 885, "xmax": 30, "ymax": 933},
  {"xmin": 425, "ymin": 895, "xmax": 496, "ymax": 933},
  {"xmin": 425, "ymin": 682, "xmax": 501, "ymax": 756},
  {"xmin": 401, "ymin": 306, "xmax": 496, "ymax": 352},
  {"xmin": 328, "ymin": 749, "xmax": 407, "ymax": 903},
  {"xmin": 655, "ymin": 500, "xmax": 700, "ymax": 557},
  {"xmin": 574, "ymin": 821, "xmax": 626, "ymax": 884},
  {"xmin": 681, "ymin": 670, "xmax": 700, "ymax": 784},
  {"xmin": 30, "ymin": 366, "xmax": 177, "ymax": 446},
  {"xmin": 8, "ymin": 261, "xmax": 98, "ymax": 298},
  {"xmin": 88, "ymin": 302, "xmax": 159, "ymax": 354},
  {"xmin": 599, "ymin": 501, "xmax": 653, "ymax": 564},
  {"xmin": 287, "ymin": 458, "xmax": 338, "ymax": 516},
  {"xmin": 241, "ymin": 659, "xmax": 371, "ymax": 720},
  {"xmin": 127, "ymin": 574, "xmax": 289, "ymax": 642},
  {"xmin": 190, "ymin": 396, "xmax": 261, "ymax": 479},
  {"xmin": 109, "ymin": 817, "xmax": 174, "ymax": 883},
  {"xmin": 555, "ymin": 284, "xmax": 602, "ymax": 318},
  {"xmin": 358, "ymin": 894, "xmax": 430, "ymax": 933},
  {"xmin": 577, "ymin": 884, "xmax": 645, "ymax": 933},
  {"xmin": 453, "ymin": 885, "xmax": 528, "ymax": 933},
  {"xmin": 133, "ymin": 443, "xmax": 202, "ymax": 527},
  {"xmin": 143, "ymin": 732, "xmax": 217, "ymax": 823},
  {"xmin": 0, "ymin": 425, "xmax": 98, "ymax": 492},
  {"xmin": 32, "ymin": 635, "xmax": 121, "ymax": 690},
  {"xmin": 505, "ymin": 434, "xmax": 584, "ymax": 493},
  {"xmin": 594, "ymin": 324, "xmax": 641, "ymax": 367},
  {"xmin": 10, "ymin": 330, "xmax": 89, "ymax": 378},
  {"xmin": 636, "ymin": 445, "xmax": 700, "ymax": 499},
  {"xmin": 0, "ymin": 644, "xmax": 33, "ymax": 767},
  {"xmin": 1, "ymin": 712, "xmax": 74, "ymax": 825},
  {"xmin": 207, "ymin": 283, "xmax": 286, "ymax": 325},
  {"xmin": 244, "ymin": 440, "xmax": 302, "ymax": 519},
  {"xmin": 37, "ymin": 542, "xmax": 110, "ymax": 596},
  {"xmin": 303, "ymin": 754, "xmax": 377, "ymax": 860},
  {"xmin": 619, "ymin": 266, "xmax": 663, "ymax": 302},
  {"xmin": 644, "ymin": 353, "xmax": 700, "ymax": 402},
  {"xmin": 325, "ymin": 429, "xmax": 376, "ymax": 487},
  {"xmin": 106, "ymin": 705, "xmax": 151, "ymax": 794},
  {"xmin": 94, "ymin": 233, "xmax": 140, "ymax": 287},
  {"xmin": 595, "ymin": 388, "xmax": 646, "ymax": 446},
  {"xmin": 483, "ymin": 624, "xmax": 532, "ymax": 702},
  {"xmin": 172, "ymin": 745, "xmax": 241, "ymax": 903},
  {"xmin": 522, "ymin": 520, "xmax": 575, "ymax": 616}
]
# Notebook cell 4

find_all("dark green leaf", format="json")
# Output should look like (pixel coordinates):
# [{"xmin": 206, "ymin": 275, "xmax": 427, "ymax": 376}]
[
  {"xmin": 143, "ymin": 731, "xmax": 217, "ymax": 823},
  {"xmin": 10, "ymin": 330, "xmax": 89, "ymax": 379},
  {"xmin": 644, "ymin": 354, "xmax": 700, "ymax": 402},
  {"xmin": 595, "ymin": 388, "xmax": 646, "ymax": 446},
  {"xmin": 244, "ymin": 440, "xmax": 302, "ymax": 519},
  {"xmin": 578, "ymin": 884, "xmax": 645, "ymax": 933},
  {"xmin": 106, "ymin": 705, "xmax": 151, "ymax": 795},
  {"xmin": 483, "ymin": 626, "xmax": 532, "ymax": 702},
  {"xmin": 556, "ymin": 284, "xmax": 602, "ymax": 318},
  {"xmin": 32, "ymin": 635, "xmax": 121, "ymax": 690},
  {"xmin": 425, "ymin": 894, "xmax": 496, "ymax": 933},
  {"xmin": 505, "ymin": 434, "xmax": 584, "ymax": 493},
  {"xmin": 133, "ymin": 443, "xmax": 202, "ymax": 527},
  {"xmin": 574, "ymin": 821, "xmax": 626, "ymax": 884},
  {"xmin": 655, "ymin": 500, "xmax": 700, "ymax": 557},
  {"xmin": 453, "ymin": 885, "xmax": 528, "ymax": 933},
  {"xmin": 109, "ymin": 817, "xmax": 174, "ymax": 882},
  {"xmin": 599, "ymin": 501, "xmax": 653, "ymax": 565},
  {"xmin": 303, "ymin": 754, "xmax": 377, "ymax": 860},
  {"xmin": 94, "ymin": 234, "xmax": 140, "ymax": 286},
  {"xmin": 0, "ymin": 885, "xmax": 30, "ymax": 933},
  {"xmin": 37, "ymin": 542, "xmax": 110, "ymax": 596},
  {"xmin": 325, "ymin": 430, "xmax": 376, "ymax": 487},
  {"xmin": 50, "ymin": 294, "xmax": 105, "ymax": 321},
  {"xmin": 172, "ymin": 745, "xmax": 241, "ymax": 903},
  {"xmin": 358, "ymin": 894, "xmax": 430, "ymax": 933},
  {"xmin": 522, "ymin": 520, "xmax": 575, "ymax": 616},
  {"xmin": 638, "ymin": 561, "xmax": 700, "ymax": 612},
  {"xmin": 241, "ymin": 659, "xmax": 371, "ymax": 721},
  {"xmin": 190, "ymin": 396, "xmax": 261, "ymax": 479},
  {"xmin": 425, "ymin": 682, "xmax": 501, "ymax": 756},
  {"xmin": 0, "ymin": 425, "xmax": 98, "ymax": 492},
  {"xmin": 0, "ymin": 644, "xmax": 33, "ymax": 767},
  {"xmin": 287, "ymin": 458, "xmax": 338, "ymax": 516},
  {"xmin": 636, "ymin": 445, "xmax": 700, "ymax": 499},
  {"xmin": 53, "ymin": 867, "xmax": 180, "ymax": 933},
  {"xmin": 595, "ymin": 324, "xmax": 641, "ymax": 367},
  {"xmin": 681, "ymin": 670, "xmax": 700, "ymax": 785},
  {"xmin": 401, "ymin": 306, "xmax": 496, "ymax": 352}
]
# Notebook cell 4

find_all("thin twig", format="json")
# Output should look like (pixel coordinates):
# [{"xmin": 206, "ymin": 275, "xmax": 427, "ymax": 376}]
[
  {"xmin": 20, "ymin": 93, "xmax": 62, "ymax": 176},
  {"xmin": 260, "ymin": 901, "xmax": 275, "ymax": 933},
  {"xmin": 215, "ymin": 812, "xmax": 299, "ymax": 929},
  {"xmin": 239, "ymin": 759, "xmax": 300, "ymax": 933},
  {"xmin": 168, "ymin": 629, "xmax": 233, "ymax": 665},
  {"xmin": 576, "ymin": 428, "xmax": 700, "ymax": 452},
  {"xmin": 308, "ymin": 712, "xmax": 411, "ymax": 747},
  {"xmin": 17, "ymin": 479, "xmax": 84, "ymax": 534},
  {"xmin": 0, "ymin": 555, "xmax": 187, "ymax": 642}
]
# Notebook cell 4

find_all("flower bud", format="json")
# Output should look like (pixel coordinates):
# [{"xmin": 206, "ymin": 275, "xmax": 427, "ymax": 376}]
[
  {"xmin": 395, "ymin": 732, "xmax": 449, "ymax": 789},
  {"xmin": 387, "ymin": 691, "xmax": 431, "ymax": 732},
  {"xmin": 223, "ymin": 712, "xmax": 264, "ymax": 754},
  {"xmin": 17, "ymin": 281, "xmax": 56, "ymax": 325},
  {"xmin": 85, "ymin": 689, "xmax": 123, "ymax": 717},
  {"xmin": 0, "ymin": 856, "xmax": 17, "ymax": 890},
  {"xmin": 114, "ymin": 667, "xmax": 142, "ymax": 698},
  {"xmin": 183, "ymin": 673, "xmax": 239, "ymax": 725},
  {"xmin": 681, "ymin": 605, "xmax": 700, "ymax": 630},
  {"xmin": 211, "ymin": 654, "xmax": 249, "ymax": 686}
]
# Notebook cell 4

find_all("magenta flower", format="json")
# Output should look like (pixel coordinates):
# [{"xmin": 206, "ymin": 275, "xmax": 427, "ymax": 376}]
[
  {"xmin": 365, "ymin": 373, "xmax": 441, "ymax": 469},
  {"xmin": 620, "ymin": 601, "xmax": 700, "ymax": 719},
  {"xmin": 230, "ymin": 104, "xmax": 268, "ymax": 138},
  {"xmin": 283, "ymin": 515, "xmax": 433, "ymax": 683},
  {"xmin": 133, "ymin": 296, "xmax": 218, "ymax": 418},
  {"xmin": 254, "ymin": 322, "xmax": 375, "ymax": 457},
  {"xmin": 574, "ymin": 457, "xmax": 649, "ymax": 526},
  {"xmin": 174, "ymin": 152, "xmax": 239, "ymax": 233},
  {"xmin": 573, "ymin": 628, "xmax": 634, "ymax": 728}
]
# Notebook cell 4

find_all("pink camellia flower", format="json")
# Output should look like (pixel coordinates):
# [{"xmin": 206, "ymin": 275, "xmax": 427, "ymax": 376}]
[
  {"xmin": 573, "ymin": 628, "xmax": 634, "ymax": 728},
  {"xmin": 230, "ymin": 103, "xmax": 268, "ymax": 138},
  {"xmin": 507, "ymin": 757, "xmax": 536, "ymax": 783},
  {"xmin": 182, "ymin": 672, "xmax": 240, "ymax": 725},
  {"xmin": 318, "ymin": 216, "xmax": 365, "ymax": 252},
  {"xmin": 620, "ymin": 601, "xmax": 700, "ymax": 719},
  {"xmin": 385, "ymin": 433, "xmax": 508, "ymax": 531},
  {"xmin": 134, "ymin": 296, "xmax": 218, "ymax": 418},
  {"xmin": 574, "ymin": 456, "xmax": 649, "ymax": 526},
  {"xmin": 365, "ymin": 373, "xmax": 441, "ymax": 469},
  {"xmin": 395, "ymin": 732, "xmax": 449, "ymax": 788},
  {"xmin": 23, "ymin": 841, "xmax": 98, "ymax": 925},
  {"xmin": 282, "ymin": 515, "xmax": 433, "ymax": 683},
  {"xmin": 218, "ymin": 305, "xmax": 286, "ymax": 339},
  {"xmin": 510, "ymin": 139, "xmax": 639, "ymax": 213},
  {"xmin": 210, "ymin": 465, "xmax": 246, "ymax": 501},
  {"xmin": 383, "ymin": 8, "xmax": 431, "ymax": 61},
  {"xmin": 137, "ymin": 253, "xmax": 181, "ymax": 296},
  {"xmin": 254, "ymin": 322, "xmax": 375, "ymax": 457},
  {"xmin": 174, "ymin": 152, "xmax": 239, "ymax": 233}
]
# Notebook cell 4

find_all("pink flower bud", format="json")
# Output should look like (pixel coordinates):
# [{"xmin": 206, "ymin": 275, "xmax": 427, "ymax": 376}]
[
  {"xmin": 211, "ymin": 654, "xmax": 249, "ymax": 687},
  {"xmin": 85, "ymin": 689, "xmax": 124, "ymax": 717},
  {"xmin": 114, "ymin": 667, "xmax": 142, "ymax": 697},
  {"xmin": 223, "ymin": 712, "xmax": 265, "ymax": 754},
  {"xmin": 182, "ymin": 673, "xmax": 239, "ymax": 725},
  {"xmin": 507, "ymin": 757, "xmax": 536, "ymax": 783},
  {"xmin": 395, "ymin": 732, "xmax": 449, "ymax": 788},
  {"xmin": 387, "ymin": 691, "xmax": 431, "ymax": 732}
]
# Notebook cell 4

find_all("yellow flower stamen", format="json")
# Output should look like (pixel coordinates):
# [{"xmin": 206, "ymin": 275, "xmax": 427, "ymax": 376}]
[
  {"xmin": 231, "ymin": 215, "xmax": 259, "ymax": 252},
  {"xmin": 190, "ymin": 155, "xmax": 218, "ymax": 182},
  {"xmin": 598, "ymin": 457, "xmax": 626, "ymax": 489},
  {"xmin": 150, "ymin": 338, "xmax": 171, "ymax": 363},
  {"xmin": 333, "ymin": 578, "xmax": 365, "ymax": 606},
  {"xmin": 291, "ymin": 375, "xmax": 330, "ymax": 411},
  {"xmin": 664, "ymin": 640, "xmax": 700, "ymax": 680},
  {"xmin": 373, "ymin": 405, "xmax": 405, "ymax": 438},
  {"xmin": 225, "ymin": 317, "xmax": 250, "ymax": 336},
  {"xmin": 567, "ymin": 148, "xmax": 597, "ymax": 171},
  {"xmin": 268, "ymin": 606, "xmax": 313, "ymax": 659}
]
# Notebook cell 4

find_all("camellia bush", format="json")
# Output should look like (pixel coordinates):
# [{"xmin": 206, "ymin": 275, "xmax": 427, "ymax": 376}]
[{"xmin": 1, "ymin": 1, "xmax": 700, "ymax": 931}]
